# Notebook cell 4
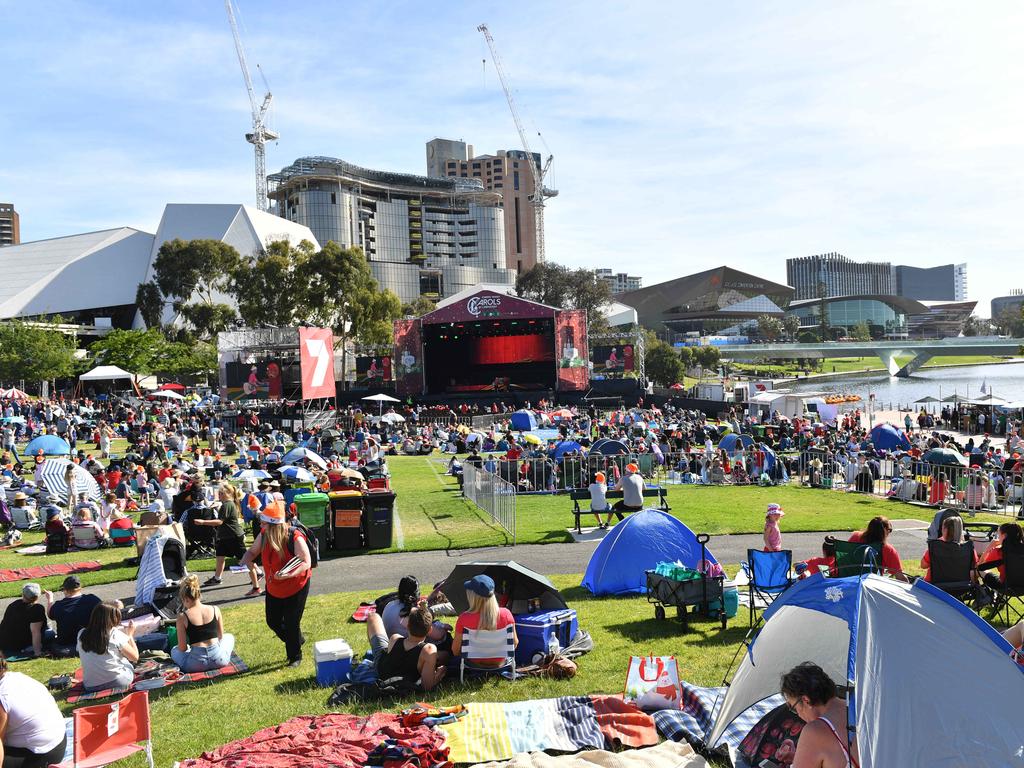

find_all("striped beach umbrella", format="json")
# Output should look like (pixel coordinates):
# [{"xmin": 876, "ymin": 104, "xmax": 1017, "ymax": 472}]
[{"xmin": 37, "ymin": 458, "xmax": 101, "ymax": 503}]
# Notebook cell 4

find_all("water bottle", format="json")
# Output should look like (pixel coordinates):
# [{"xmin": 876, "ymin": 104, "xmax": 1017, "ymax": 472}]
[{"xmin": 547, "ymin": 632, "xmax": 560, "ymax": 656}]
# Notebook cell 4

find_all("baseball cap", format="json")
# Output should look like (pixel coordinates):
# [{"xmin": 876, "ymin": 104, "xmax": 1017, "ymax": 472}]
[
  {"xmin": 22, "ymin": 583, "xmax": 41, "ymax": 600},
  {"xmin": 61, "ymin": 575, "xmax": 81, "ymax": 591},
  {"xmin": 464, "ymin": 574, "xmax": 495, "ymax": 598}
]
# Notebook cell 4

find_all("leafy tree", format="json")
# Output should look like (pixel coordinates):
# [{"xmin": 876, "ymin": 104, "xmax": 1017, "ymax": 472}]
[
  {"xmin": 231, "ymin": 239, "xmax": 318, "ymax": 328},
  {"xmin": 154, "ymin": 341, "xmax": 217, "ymax": 382},
  {"xmin": 135, "ymin": 282, "xmax": 165, "ymax": 330},
  {"xmin": 781, "ymin": 314, "xmax": 801, "ymax": 340},
  {"xmin": 850, "ymin": 321, "xmax": 871, "ymax": 341},
  {"xmin": 88, "ymin": 329, "xmax": 165, "ymax": 377},
  {"xmin": 798, "ymin": 330, "xmax": 820, "ymax": 343},
  {"xmin": 401, "ymin": 297, "xmax": 437, "ymax": 317},
  {"xmin": 302, "ymin": 243, "xmax": 403, "ymax": 380},
  {"xmin": 645, "ymin": 339, "xmax": 685, "ymax": 387},
  {"xmin": 0, "ymin": 320, "xmax": 78, "ymax": 384},
  {"xmin": 677, "ymin": 345, "xmax": 694, "ymax": 369},
  {"xmin": 993, "ymin": 308, "xmax": 1024, "ymax": 338},
  {"xmin": 693, "ymin": 345, "xmax": 721, "ymax": 371},
  {"xmin": 756, "ymin": 315, "xmax": 784, "ymax": 341},
  {"xmin": 176, "ymin": 303, "xmax": 238, "ymax": 340},
  {"xmin": 516, "ymin": 263, "xmax": 612, "ymax": 332}
]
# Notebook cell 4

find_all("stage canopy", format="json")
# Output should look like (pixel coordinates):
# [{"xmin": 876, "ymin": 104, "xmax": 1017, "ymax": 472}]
[
  {"xmin": 422, "ymin": 287, "xmax": 558, "ymax": 325},
  {"xmin": 80, "ymin": 365, "xmax": 135, "ymax": 381}
]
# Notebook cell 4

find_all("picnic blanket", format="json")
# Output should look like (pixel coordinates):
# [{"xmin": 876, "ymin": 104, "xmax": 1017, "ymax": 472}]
[
  {"xmin": 474, "ymin": 739, "xmax": 708, "ymax": 768},
  {"xmin": 65, "ymin": 653, "xmax": 248, "ymax": 703},
  {"xmin": 0, "ymin": 560, "xmax": 103, "ymax": 583},
  {"xmin": 440, "ymin": 696, "xmax": 658, "ymax": 764},
  {"xmin": 180, "ymin": 713, "xmax": 447, "ymax": 768},
  {"xmin": 652, "ymin": 680, "xmax": 783, "ymax": 751}
]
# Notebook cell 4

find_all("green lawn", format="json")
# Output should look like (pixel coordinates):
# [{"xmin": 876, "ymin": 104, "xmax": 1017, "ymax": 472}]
[{"xmin": 732, "ymin": 354, "xmax": 1012, "ymax": 378}]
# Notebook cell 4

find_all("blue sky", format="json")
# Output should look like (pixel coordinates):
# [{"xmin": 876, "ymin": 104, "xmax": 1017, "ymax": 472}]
[{"xmin": 2, "ymin": 1, "xmax": 1022, "ymax": 315}]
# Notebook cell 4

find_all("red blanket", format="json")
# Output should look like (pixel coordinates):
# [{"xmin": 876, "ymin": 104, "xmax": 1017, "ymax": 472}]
[
  {"xmin": 591, "ymin": 695, "xmax": 660, "ymax": 749},
  {"xmin": 180, "ymin": 713, "xmax": 448, "ymax": 768},
  {"xmin": 0, "ymin": 561, "xmax": 103, "ymax": 583}
]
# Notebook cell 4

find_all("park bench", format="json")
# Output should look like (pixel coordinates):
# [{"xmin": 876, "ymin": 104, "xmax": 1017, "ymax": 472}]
[{"xmin": 568, "ymin": 487, "xmax": 669, "ymax": 534}]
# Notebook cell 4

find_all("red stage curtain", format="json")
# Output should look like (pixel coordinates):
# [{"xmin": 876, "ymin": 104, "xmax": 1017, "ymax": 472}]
[{"xmin": 470, "ymin": 334, "xmax": 553, "ymax": 365}]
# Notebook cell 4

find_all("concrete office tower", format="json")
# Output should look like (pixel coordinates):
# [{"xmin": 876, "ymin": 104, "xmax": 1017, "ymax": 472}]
[
  {"xmin": 786, "ymin": 252, "xmax": 895, "ymax": 301},
  {"xmin": 595, "ymin": 269, "xmax": 642, "ymax": 294},
  {"xmin": 0, "ymin": 203, "xmax": 20, "ymax": 246},
  {"xmin": 269, "ymin": 156, "xmax": 513, "ymax": 304},
  {"xmin": 426, "ymin": 138, "xmax": 541, "ymax": 273},
  {"xmin": 895, "ymin": 263, "xmax": 967, "ymax": 302}
]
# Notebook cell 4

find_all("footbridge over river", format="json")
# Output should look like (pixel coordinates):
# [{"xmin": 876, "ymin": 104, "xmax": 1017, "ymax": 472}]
[{"xmin": 715, "ymin": 337, "xmax": 1024, "ymax": 377}]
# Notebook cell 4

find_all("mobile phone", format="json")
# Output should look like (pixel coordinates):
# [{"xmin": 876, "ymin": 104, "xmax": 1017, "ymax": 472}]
[{"xmin": 758, "ymin": 760, "xmax": 781, "ymax": 768}]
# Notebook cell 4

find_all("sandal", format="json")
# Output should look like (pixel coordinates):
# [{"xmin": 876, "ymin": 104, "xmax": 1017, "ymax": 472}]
[{"xmin": 245, "ymin": 587, "xmax": 263, "ymax": 597}]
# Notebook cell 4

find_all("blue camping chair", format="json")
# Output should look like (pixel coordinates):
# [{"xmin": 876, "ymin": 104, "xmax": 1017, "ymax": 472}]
[
  {"xmin": 459, "ymin": 625, "xmax": 516, "ymax": 683},
  {"xmin": 744, "ymin": 549, "xmax": 793, "ymax": 625}
]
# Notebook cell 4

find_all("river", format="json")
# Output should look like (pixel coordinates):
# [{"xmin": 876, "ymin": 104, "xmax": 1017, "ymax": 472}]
[{"xmin": 785, "ymin": 361, "xmax": 1024, "ymax": 406}]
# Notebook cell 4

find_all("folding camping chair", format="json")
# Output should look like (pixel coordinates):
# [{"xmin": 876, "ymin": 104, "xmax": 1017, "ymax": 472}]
[
  {"xmin": 984, "ymin": 540, "xmax": 1024, "ymax": 626},
  {"xmin": 743, "ymin": 549, "xmax": 793, "ymax": 626},
  {"xmin": 54, "ymin": 690, "xmax": 154, "ymax": 768},
  {"xmin": 927, "ymin": 539, "xmax": 976, "ymax": 604},
  {"xmin": 459, "ymin": 625, "xmax": 516, "ymax": 683},
  {"xmin": 829, "ymin": 538, "xmax": 883, "ymax": 578}
]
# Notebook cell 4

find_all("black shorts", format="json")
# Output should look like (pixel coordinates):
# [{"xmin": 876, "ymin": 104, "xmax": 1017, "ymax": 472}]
[{"xmin": 216, "ymin": 534, "xmax": 247, "ymax": 558}]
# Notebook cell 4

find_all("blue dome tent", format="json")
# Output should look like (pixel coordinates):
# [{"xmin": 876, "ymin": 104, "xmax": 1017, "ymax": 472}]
[
  {"xmin": 718, "ymin": 433, "xmax": 754, "ymax": 453},
  {"xmin": 869, "ymin": 423, "xmax": 911, "ymax": 452},
  {"xmin": 591, "ymin": 439, "xmax": 629, "ymax": 456},
  {"xmin": 551, "ymin": 441, "xmax": 583, "ymax": 459},
  {"xmin": 510, "ymin": 410, "xmax": 538, "ymax": 431},
  {"xmin": 706, "ymin": 574, "xmax": 1024, "ymax": 765},
  {"xmin": 582, "ymin": 509, "xmax": 718, "ymax": 596},
  {"xmin": 23, "ymin": 434, "xmax": 71, "ymax": 458}
]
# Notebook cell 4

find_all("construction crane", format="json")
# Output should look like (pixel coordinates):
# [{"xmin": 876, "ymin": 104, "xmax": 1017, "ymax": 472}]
[
  {"xmin": 477, "ymin": 23, "xmax": 557, "ymax": 263},
  {"xmin": 225, "ymin": 0, "xmax": 279, "ymax": 212}
]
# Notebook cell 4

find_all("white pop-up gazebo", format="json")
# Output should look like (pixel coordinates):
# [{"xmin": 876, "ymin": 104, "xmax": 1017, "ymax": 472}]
[{"xmin": 78, "ymin": 365, "xmax": 139, "ymax": 395}]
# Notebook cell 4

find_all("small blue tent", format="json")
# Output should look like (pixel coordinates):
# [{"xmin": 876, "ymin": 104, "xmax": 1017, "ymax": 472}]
[
  {"xmin": 510, "ymin": 410, "xmax": 537, "ymax": 431},
  {"xmin": 869, "ymin": 423, "xmax": 911, "ymax": 451},
  {"xmin": 23, "ymin": 434, "xmax": 71, "ymax": 458},
  {"xmin": 582, "ymin": 509, "xmax": 718, "ymax": 596},
  {"xmin": 551, "ymin": 440, "xmax": 583, "ymax": 459},
  {"xmin": 591, "ymin": 439, "xmax": 629, "ymax": 456},
  {"xmin": 718, "ymin": 433, "xmax": 754, "ymax": 453}
]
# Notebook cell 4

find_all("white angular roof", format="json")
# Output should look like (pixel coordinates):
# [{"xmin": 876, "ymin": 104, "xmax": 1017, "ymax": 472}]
[{"xmin": 0, "ymin": 227, "xmax": 155, "ymax": 319}]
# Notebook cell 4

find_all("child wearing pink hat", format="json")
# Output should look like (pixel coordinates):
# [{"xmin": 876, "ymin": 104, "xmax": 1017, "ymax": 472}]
[{"xmin": 763, "ymin": 503, "xmax": 784, "ymax": 552}]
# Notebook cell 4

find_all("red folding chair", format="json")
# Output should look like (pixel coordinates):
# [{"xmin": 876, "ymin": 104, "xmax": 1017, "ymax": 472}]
[{"xmin": 51, "ymin": 691, "xmax": 154, "ymax": 768}]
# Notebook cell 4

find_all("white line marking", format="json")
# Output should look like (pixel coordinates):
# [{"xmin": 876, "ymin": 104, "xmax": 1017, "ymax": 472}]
[{"xmin": 393, "ymin": 504, "xmax": 405, "ymax": 550}]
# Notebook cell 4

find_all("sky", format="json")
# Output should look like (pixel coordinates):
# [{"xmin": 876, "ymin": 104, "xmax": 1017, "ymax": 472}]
[{"xmin": 2, "ymin": 1, "xmax": 1022, "ymax": 315}]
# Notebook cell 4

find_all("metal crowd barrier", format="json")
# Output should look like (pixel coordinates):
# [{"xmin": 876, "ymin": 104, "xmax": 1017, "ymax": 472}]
[{"xmin": 462, "ymin": 463, "xmax": 517, "ymax": 544}]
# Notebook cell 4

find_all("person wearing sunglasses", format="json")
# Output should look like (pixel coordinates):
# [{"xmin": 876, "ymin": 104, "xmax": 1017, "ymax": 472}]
[{"xmin": 780, "ymin": 662, "xmax": 859, "ymax": 768}]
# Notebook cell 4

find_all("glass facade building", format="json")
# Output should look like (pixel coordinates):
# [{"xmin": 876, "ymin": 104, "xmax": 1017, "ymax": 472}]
[
  {"xmin": 268, "ymin": 156, "xmax": 515, "ymax": 303},
  {"xmin": 787, "ymin": 252, "xmax": 896, "ymax": 300}
]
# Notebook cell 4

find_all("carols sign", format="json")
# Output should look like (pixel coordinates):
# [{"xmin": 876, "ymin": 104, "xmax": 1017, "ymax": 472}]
[{"xmin": 467, "ymin": 295, "xmax": 502, "ymax": 316}]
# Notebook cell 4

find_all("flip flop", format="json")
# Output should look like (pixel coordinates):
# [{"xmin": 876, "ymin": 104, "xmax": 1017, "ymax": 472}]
[
  {"xmin": 351, "ymin": 602, "xmax": 376, "ymax": 622},
  {"xmin": 244, "ymin": 588, "xmax": 263, "ymax": 598}
]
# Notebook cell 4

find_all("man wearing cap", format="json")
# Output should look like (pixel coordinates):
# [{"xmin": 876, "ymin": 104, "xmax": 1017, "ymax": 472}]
[
  {"xmin": 45, "ymin": 576, "xmax": 101, "ymax": 656},
  {"xmin": 611, "ymin": 463, "xmax": 645, "ymax": 522},
  {"xmin": 0, "ymin": 584, "xmax": 53, "ymax": 657}
]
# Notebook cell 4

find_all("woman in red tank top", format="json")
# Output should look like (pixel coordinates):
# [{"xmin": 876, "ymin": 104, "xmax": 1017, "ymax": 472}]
[{"xmin": 240, "ymin": 501, "xmax": 311, "ymax": 667}]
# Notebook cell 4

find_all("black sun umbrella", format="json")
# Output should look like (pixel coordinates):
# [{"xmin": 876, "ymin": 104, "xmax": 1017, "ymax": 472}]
[
  {"xmin": 439, "ymin": 561, "xmax": 568, "ymax": 614},
  {"xmin": 922, "ymin": 447, "xmax": 968, "ymax": 467}
]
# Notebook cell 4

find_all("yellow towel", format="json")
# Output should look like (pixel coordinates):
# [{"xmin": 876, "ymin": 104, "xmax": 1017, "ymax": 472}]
[{"xmin": 440, "ymin": 702, "xmax": 514, "ymax": 763}]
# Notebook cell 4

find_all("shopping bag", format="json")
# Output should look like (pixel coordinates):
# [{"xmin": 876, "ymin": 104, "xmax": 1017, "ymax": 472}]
[{"xmin": 623, "ymin": 654, "xmax": 681, "ymax": 711}]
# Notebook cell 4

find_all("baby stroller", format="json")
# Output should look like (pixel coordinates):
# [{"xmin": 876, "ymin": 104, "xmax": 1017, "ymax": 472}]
[
  {"xmin": 135, "ymin": 535, "xmax": 188, "ymax": 621},
  {"xmin": 183, "ymin": 504, "xmax": 217, "ymax": 559}
]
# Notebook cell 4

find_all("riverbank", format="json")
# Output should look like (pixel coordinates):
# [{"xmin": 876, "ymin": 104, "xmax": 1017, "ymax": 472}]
[{"xmin": 769, "ymin": 356, "xmax": 1024, "ymax": 386}]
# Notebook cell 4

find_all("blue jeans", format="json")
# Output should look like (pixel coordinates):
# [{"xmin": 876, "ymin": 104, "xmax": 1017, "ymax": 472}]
[{"xmin": 171, "ymin": 633, "xmax": 235, "ymax": 672}]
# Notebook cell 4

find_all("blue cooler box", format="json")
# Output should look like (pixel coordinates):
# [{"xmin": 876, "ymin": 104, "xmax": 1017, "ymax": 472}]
[
  {"xmin": 314, "ymin": 639, "xmax": 353, "ymax": 687},
  {"xmin": 514, "ymin": 609, "xmax": 578, "ymax": 665}
]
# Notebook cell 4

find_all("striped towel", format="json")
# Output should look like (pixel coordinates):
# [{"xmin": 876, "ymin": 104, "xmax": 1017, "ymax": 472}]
[{"xmin": 652, "ymin": 681, "xmax": 783, "ymax": 751}]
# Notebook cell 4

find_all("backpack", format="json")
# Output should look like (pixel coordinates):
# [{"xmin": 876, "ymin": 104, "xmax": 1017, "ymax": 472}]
[{"xmin": 287, "ymin": 521, "xmax": 319, "ymax": 568}]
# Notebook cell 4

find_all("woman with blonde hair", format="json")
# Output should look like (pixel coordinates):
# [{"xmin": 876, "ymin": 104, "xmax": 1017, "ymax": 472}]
[
  {"xmin": 195, "ymin": 483, "xmax": 260, "ymax": 593},
  {"xmin": 171, "ymin": 575, "xmax": 235, "ymax": 672},
  {"xmin": 240, "ymin": 501, "xmax": 311, "ymax": 667},
  {"xmin": 451, "ymin": 575, "xmax": 517, "ymax": 668}
]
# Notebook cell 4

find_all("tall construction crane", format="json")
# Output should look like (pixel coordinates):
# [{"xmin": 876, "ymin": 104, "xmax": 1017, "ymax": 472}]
[
  {"xmin": 477, "ymin": 23, "xmax": 557, "ymax": 263},
  {"xmin": 225, "ymin": 0, "xmax": 279, "ymax": 212}
]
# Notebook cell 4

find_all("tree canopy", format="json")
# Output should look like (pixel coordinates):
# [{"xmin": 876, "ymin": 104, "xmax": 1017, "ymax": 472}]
[
  {"xmin": 515, "ymin": 263, "xmax": 612, "ymax": 332},
  {"xmin": 645, "ymin": 338, "xmax": 686, "ymax": 387},
  {"xmin": 0, "ymin": 321, "xmax": 78, "ymax": 384},
  {"xmin": 231, "ymin": 239, "xmax": 318, "ymax": 328}
]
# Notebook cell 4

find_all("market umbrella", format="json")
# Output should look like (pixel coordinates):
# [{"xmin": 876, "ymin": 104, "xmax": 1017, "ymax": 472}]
[
  {"xmin": 0, "ymin": 388, "xmax": 30, "ymax": 400},
  {"xmin": 942, "ymin": 394, "xmax": 968, "ymax": 403},
  {"xmin": 150, "ymin": 390, "xmax": 185, "ymax": 401},
  {"xmin": 465, "ymin": 432, "xmax": 486, "ymax": 444},
  {"xmin": 922, "ymin": 448, "xmax": 969, "ymax": 467},
  {"xmin": 362, "ymin": 392, "xmax": 400, "ymax": 416},
  {"xmin": 669, "ymin": 383, "xmax": 685, "ymax": 390},
  {"xmin": 520, "ymin": 432, "xmax": 543, "ymax": 446},
  {"xmin": 549, "ymin": 408, "xmax": 574, "ymax": 420},
  {"xmin": 23, "ymin": 434, "xmax": 71, "ymax": 458},
  {"xmin": 157, "ymin": 382, "xmax": 186, "ymax": 392},
  {"xmin": 282, "ymin": 446, "xmax": 328, "ymax": 469},
  {"xmin": 379, "ymin": 412, "xmax": 405, "ymax": 424},
  {"xmin": 438, "ymin": 561, "xmax": 568, "ymax": 614},
  {"xmin": 280, "ymin": 465, "xmax": 315, "ymax": 483},
  {"xmin": 914, "ymin": 396, "xmax": 941, "ymax": 404},
  {"xmin": 37, "ymin": 458, "xmax": 101, "ymax": 503}
]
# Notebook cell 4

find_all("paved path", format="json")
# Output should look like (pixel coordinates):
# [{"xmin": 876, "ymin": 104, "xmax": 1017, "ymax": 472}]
[{"xmin": 1, "ymin": 525, "xmax": 933, "ymax": 613}]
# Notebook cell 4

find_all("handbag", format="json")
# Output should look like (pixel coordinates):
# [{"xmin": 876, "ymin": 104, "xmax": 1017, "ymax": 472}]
[{"xmin": 623, "ymin": 654, "xmax": 681, "ymax": 710}]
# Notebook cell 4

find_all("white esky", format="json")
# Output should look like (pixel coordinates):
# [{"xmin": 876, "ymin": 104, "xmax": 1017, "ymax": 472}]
[{"xmin": 1, "ymin": 1, "xmax": 1021, "ymax": 315}]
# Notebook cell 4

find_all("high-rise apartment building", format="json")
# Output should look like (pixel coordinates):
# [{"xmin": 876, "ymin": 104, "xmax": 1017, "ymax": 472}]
[
  {"xmin": 895, "ymin": 263, "xmax": 967, "ymax": 302},
  {"xmin": 426, "ymin": 138, "xmax": 541, "ymax": 274},
  {"xmin": 268, "ymin": 156, "xmax": 514, "ymax": 304},
  {"xmin": 0, "ymin": 203, "xmax": 20, "ymax": 246},
  {"xmin": 596, "ymin": 268, "xmax": 642, "ymax": 294},
  {"xmin": 786, "ymin": 253, "xmax": 895, "ymax": 300}
]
